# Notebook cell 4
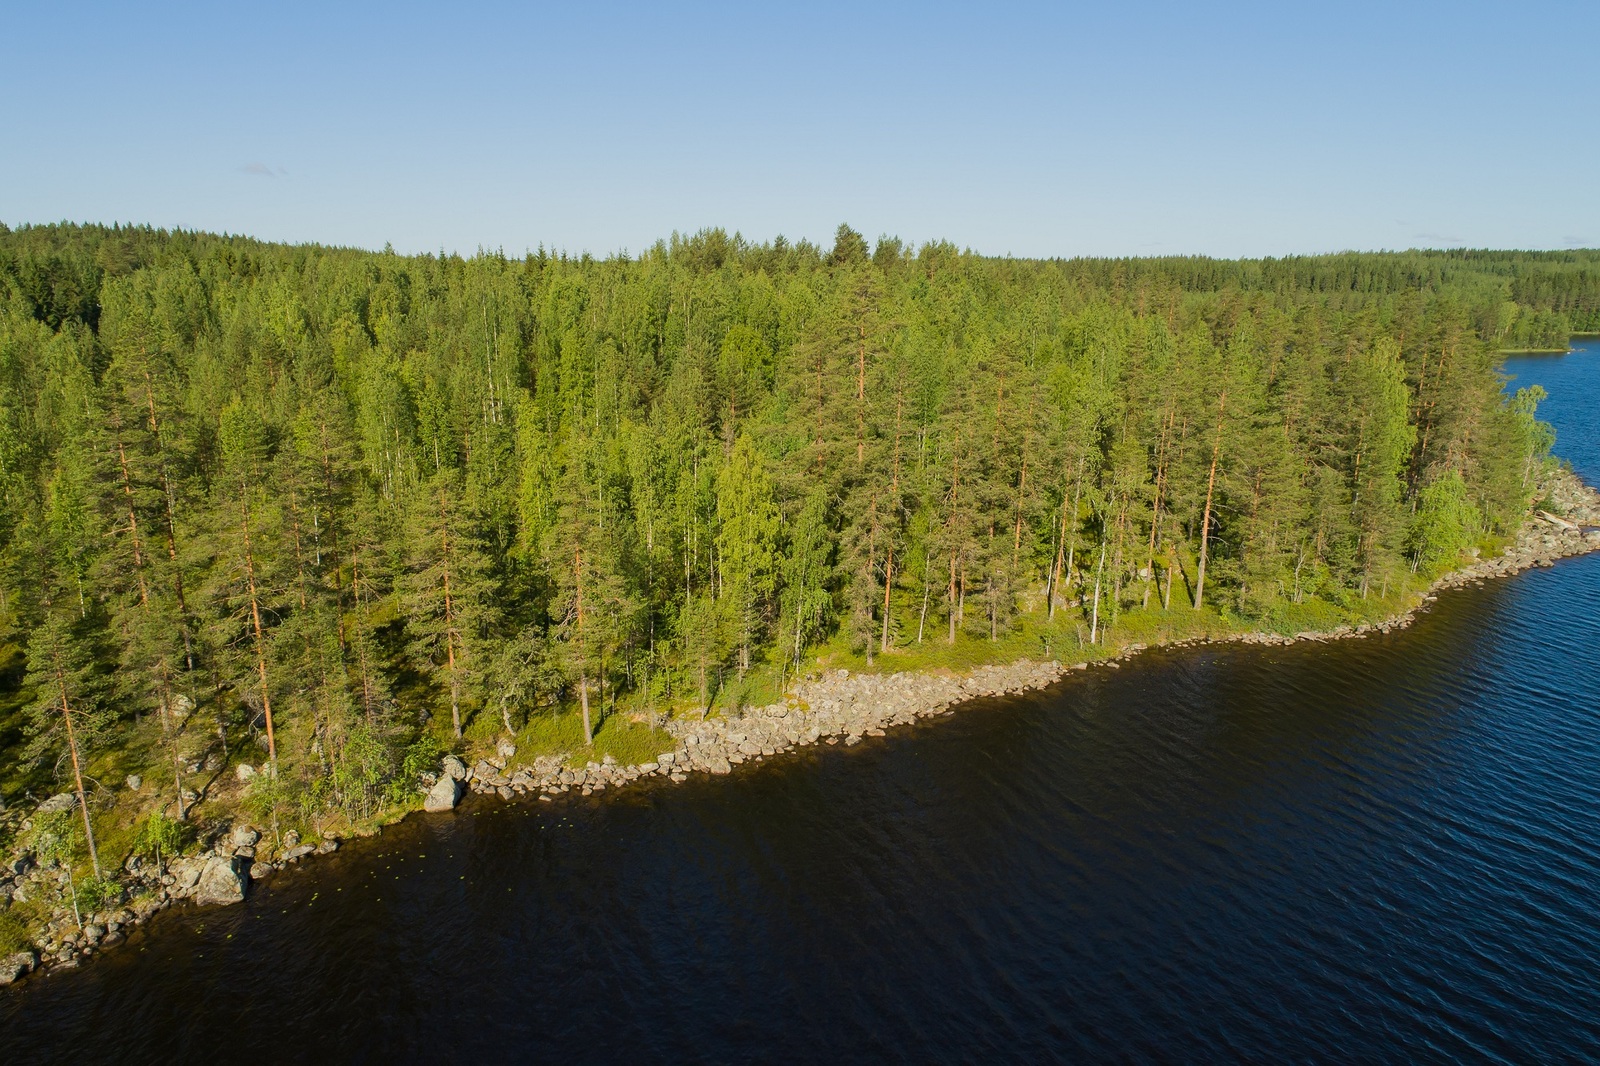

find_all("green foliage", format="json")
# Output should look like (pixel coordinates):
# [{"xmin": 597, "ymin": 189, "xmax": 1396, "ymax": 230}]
[
  {"xmin": 0, "ymin": 909, "xmax": 30, "ymax": 954},
  {"xmin": 132, "ymin": 810, "xmax": 191, "ymax": 869},
  {"xmin": 0, "ymin": 222, "xmax": 1574, "ymax": 828},
  {"xmin": 1409, "ymin": 471, "xmax": 1483, "ymax": 571}
]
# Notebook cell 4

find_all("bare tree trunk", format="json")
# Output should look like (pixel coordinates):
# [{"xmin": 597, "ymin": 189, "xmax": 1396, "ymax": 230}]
[
  {"xmin": 441, "ymin": 491, "xmax": 461, "ymax": 738},
  {"xmin": 54, "ymin": 653, "xmax": 101, "ymax": 878},
  {"xmin": 1195, "ymin": 390, "xmax": 1227, "ymax": 610},
  {"xmin": 241, "ymin": 498, "xmax": 278, "ymax": 769},
  {"xmin": 917, "ymin": 553, "xmax": 932, "ymax": 644},
  {"xmin": 947, "ymin": 551, "xmax": 958, "ymax": 644},
  {"xmin": 1089, "ymin": 543, "xmax": 1106, "ymax": 645},
  {"xmin": 576, "ymin": 547, "xmax": 592, "ymax": 744},
  {"xmin": 579, "ymin": 672, "xmax": 593, "ymax": 745}
]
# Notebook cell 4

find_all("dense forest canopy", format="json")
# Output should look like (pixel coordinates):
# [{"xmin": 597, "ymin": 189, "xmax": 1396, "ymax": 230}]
[{"xmin": 0, "ymin": 221, "xmax": 1568, "ymax": 830}]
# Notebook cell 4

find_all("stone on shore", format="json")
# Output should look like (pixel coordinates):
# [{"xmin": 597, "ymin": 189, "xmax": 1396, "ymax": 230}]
[
  {"xmin": 425, "ymin": 774, "xmax": 463, "ymax": 812},
  {"xmin": 193, "ymin": 856, "xmax": 247, "ymax": 905},
  {"xmin": 0, "ymin": 950, "xmax": 38, "ymax": 985},
  {"xmin": 442, "ymin": 755, "xmax": 468, "ymax": 781}
]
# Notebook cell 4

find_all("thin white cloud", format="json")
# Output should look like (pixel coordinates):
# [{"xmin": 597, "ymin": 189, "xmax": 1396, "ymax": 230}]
[{"xmin": 240, "ymin": 162, "xmax": 286, "ymax": 177}]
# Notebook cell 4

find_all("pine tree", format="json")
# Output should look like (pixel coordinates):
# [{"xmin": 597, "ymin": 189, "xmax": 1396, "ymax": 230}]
[{"xmin": 23, "ymin": 606, "xmax": 113, "ymax": 877}]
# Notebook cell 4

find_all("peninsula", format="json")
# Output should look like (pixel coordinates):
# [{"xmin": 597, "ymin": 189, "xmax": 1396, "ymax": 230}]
[{"xmin": 2, "ymin": 224, "xmax": 1597, "ymax": 983}]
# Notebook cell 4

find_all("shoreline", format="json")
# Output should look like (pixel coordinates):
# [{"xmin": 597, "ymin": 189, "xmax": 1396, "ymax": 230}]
[{"xmin": 4, "ymin": 467, "xmax": 1599, "ymax": 988}]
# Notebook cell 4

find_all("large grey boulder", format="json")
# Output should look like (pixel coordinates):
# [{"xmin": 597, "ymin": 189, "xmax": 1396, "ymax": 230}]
[
  {"xmin": 425, "ymin": 774, "xmax": 463, "ymax": 812},
  {"xmin": 193, "ymin": 857, "xmax": 247, "ymax": 906},
  {"xmin": 37, "ymin": 793, "xmax": 77, "ymax": 815},
  {"xmin": 441, "ymin": 755, "xmax": 467, "ymax": 781},
  {"xmin": 0, "ymin": 950, "xmax": 37, "ymax": 985}
]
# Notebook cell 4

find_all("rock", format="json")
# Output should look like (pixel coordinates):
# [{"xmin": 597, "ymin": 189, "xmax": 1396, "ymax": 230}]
[
  {"xmin": 173, "ymin": 694, "xmax": 195, "ymax": 719},
  {"xmin": 83, "ymin": 923, "xmax": 105, "ymax": 943},
  {"xmin": 282, "ymin": 845, "xmax": 315, "ymax": 863},
  {"xmin": 442, "ymin": 755, "xmax": 467, "ymax": 781},
  {"xmin": 656, "ymin": 752, "xmax": 676, "ymax": 766},
  {"xmin": 497, "ymin": 738, "xmax": 517, "ymax": 760},
  {"xmin": 283, "ymin": 830, "xmax": 301, "ymax": 848},
  {"xmin": 124, "ymin": 774, "xmax": 143, "ymax": 791},
  {"xmin": 425, "ymin": 774, "xmax": 463, "ymax": 812},
  {"xmin": 249, "ymin": 862, "xmax": 273, "ymax": 881},
  {"xmin": 229, "ymin": 825, "xmax": 260, "ymax": 849},
  {"xmin": 37, "ymin": 793, "xmax": 77, "ymax": 815},
  {"xmin": 235, "ymin": 763, "xmax": 257, "ymax": 782},
  {"xmin": 193, "ymin": 857, "xmax": 247, "ymax": 906},
  {"xmin": 315, "ymin": 839, "xmax": 338, "ymax": 855},
  {"xmin": 0, "ymin": 950, "xmax": 37, "ymax": 985}
]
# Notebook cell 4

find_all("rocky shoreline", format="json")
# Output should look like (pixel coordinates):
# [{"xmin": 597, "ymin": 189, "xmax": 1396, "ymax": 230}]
[{"xmin": 5, "ymin": 469, "xmax": 1598, "ymax": 989}]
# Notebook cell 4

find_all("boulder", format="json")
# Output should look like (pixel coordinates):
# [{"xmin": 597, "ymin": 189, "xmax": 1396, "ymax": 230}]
[
  {"xmin": 193, "ymin": 857, "xmax": 247, "ymax": 906},
  {"xmin": 229, "ymin": 825, "xmax": 261, "ymax": 849},
  {"xmin": 425, "ymin": 774, "xmax": 463, "ymax": 812},
  {"xmin": 249, "ymin": 862, "xmax": 273, "ymax": 881},
  {"xmin": 442, "ymin": 755, "xmax": 467, "ymax": 781},
  {"xmin": 171, "ymin": 860, "xmax": 202, "ymax": 891},
  {"xmin": 496, "ymin": 737, "xmax": 517, "ymax": 760},
  {"xmin": 0, "ymin": 950, "xmax": 37, "ymax": 985},
  {"xmin": 235, "ymin": 763, "xmax": 257, "ymax": 783},
  {"xmin": 37, "ymin": 793, "xmax": 77, "ymax": 815},
  {"xmin": 656, "ymin": 752, "xmax": 676, "ymax": 767},
  {"xmin": 282, "ymin": 845, "xmax": 315, "ymax": 863},
  {"xmin": 125, "ymin": 774, "xmax": 143, "ymax": 791}
]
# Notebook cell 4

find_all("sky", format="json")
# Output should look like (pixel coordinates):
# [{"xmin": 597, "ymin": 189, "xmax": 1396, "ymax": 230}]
[{"xmin": 2, "ymin": 1, "xmax": 1596, "ymax": 260}]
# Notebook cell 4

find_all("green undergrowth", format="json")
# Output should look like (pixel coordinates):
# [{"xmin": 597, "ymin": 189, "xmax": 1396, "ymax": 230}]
[
  {"xmin": 0, "ymin": 908, "xmax": 30, "ymax": 954},
  {"xmin": 510, "ymin": 710, "xmax": 676, "ymax": 767}
]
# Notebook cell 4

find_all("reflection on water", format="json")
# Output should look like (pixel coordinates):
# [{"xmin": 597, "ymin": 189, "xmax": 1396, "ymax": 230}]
[{"xmin": 4, "ymin": 345, "xmax": 1600, "ymax": 1063}]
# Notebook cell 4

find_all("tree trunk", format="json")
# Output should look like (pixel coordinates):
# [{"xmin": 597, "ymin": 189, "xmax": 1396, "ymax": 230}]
[
  {"xmin": 1194, "ymin": 389, "xmax": 1227, "ymax": 610},
  {"xmin": 579, "ymin": 672, "xmax": 593, "ymax": 744},
  {"xmin": 241, "ymin": 499, "xmax": 278, "ymax": 769},
  {"xmin": 1089, "ymin": 543, "xmax": 1106, "ymax": 645},
  {"xmin": 441, "ymin": 490, "xmax": 461, "ymax": 738},
  {"xmin": 54, "ymin": 653, "xmax": 101, "ymax": 878}
]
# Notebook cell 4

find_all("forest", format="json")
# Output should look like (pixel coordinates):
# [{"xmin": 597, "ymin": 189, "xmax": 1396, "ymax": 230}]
[{"xmin": 0, "ymin": 221, "xmax": 1570, "ymax": 864}]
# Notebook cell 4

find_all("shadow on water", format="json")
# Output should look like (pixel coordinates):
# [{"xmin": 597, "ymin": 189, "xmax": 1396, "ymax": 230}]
[{"xmin": 3, "ymin": 341, "xmax": 1600, "ymax": 1063}]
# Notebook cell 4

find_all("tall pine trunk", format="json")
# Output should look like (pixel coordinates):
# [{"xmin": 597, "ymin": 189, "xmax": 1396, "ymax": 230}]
[
  {"xmin": 53, "ymin": 650, "xmax": 101, "ymax": 877},
  {"xmin": 240, "ymin": 498, "xmax": 278, "ymax": 769},
  {"xmin": 1194, "ymin": 390, "xmax": 1227, "ymax": 610}
]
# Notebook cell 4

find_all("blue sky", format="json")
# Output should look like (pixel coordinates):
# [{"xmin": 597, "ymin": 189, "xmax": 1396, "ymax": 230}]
[{"xmin": 3, "ymin": 1, "xmax": 1595, "ymax": 258}]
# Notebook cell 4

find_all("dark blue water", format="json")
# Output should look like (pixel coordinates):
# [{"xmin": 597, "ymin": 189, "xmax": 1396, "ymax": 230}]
[{"xmin": 4, "ymin": 343, "xmax": 1600, "ymax": 1063}]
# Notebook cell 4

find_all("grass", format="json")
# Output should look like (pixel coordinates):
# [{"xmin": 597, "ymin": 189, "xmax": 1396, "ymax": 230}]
[
  {"xmin": 512, "ymin": 709, "xmax": 676, "ymax": 767},
  {"xmin": 0, "ymin": 908, "xmax": 30, "ymax": 954}
]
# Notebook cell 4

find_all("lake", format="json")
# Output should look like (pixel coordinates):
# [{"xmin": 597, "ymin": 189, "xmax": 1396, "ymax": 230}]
[{"xmin": 3, "ymin": 341, "xmax": 1599, "ymax": 1063}]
